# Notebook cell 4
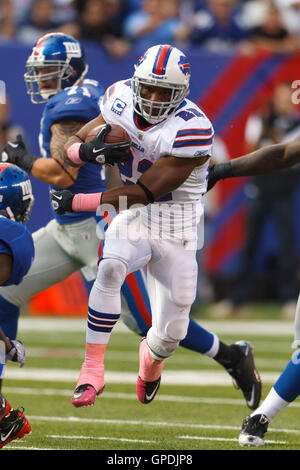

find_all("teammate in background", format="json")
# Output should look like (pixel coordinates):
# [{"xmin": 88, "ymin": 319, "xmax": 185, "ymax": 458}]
[
  {"xmin": 50, "ymin": 44, "xmax": 261, "ymax": 409},
  {"xmin": 206, "ymin": 128, "xmax": 300, "ymax": 446},
  {"xmin": 0, "ymin": 162, "xmax": 34, "ymax": 448}
]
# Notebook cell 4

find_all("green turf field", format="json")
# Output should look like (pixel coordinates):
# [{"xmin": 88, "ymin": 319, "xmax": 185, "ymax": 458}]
[{"xmin": 1, "ymin": 307, "xmax": 300, "ymax": 452}]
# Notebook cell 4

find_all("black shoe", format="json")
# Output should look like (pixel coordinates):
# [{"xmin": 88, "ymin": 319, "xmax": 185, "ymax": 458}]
[
  {"xmin": 136, "ymin": 376, "xmax": 161, "ymax": 404},
  {"xmin": 0, "ymin": 407, "xmax": 31, "ymax": 448},
  {"xmin": 239, "ymin": 414, "xmax": 269, "ymax": 447},
  {"xmin": 228, "ymin": 341, "xmax": 262, "ymax": 409}
]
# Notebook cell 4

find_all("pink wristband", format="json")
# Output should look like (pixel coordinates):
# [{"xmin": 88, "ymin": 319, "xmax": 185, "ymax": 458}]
[
  {"xmin": 72, "ymin": 192, "xmax": 102, "ymax": 212},
  {"xmin": 67, "ymin": 142, "xmax": 83, "ymax": 165}
]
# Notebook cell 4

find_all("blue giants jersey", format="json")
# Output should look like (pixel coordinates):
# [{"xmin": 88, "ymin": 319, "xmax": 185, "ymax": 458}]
[
  {"xmin": 0, "ymin": 216, "xmax": 34, "ymax": 285},
  {"xmin": 39, "ymin": 79, "xmax": 107, "ymax": 224}
]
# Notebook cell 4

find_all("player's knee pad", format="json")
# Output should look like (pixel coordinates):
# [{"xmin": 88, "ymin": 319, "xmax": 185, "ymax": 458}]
[
  {"xmin": 96, "ymin": 258, "xmax": 127, "ymax": 291},
  {"xmin": 146, "ymin": 328, "xmax": 181, "ymax": 360},
  {"xmin": 170, "ymin": 261, "xmax": 197, "ymax": 308},
  {"xmin": 165, "ymin": 316, "xmax": 190, "ymax": 343}
]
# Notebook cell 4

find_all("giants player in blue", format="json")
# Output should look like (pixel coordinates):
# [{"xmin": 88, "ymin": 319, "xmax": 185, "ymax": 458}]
[
  {"xmin": 0, "ymin": 33, "xmax": 261, "ymax": 409},
  {"xmin": 0, "ymin": 162, "xmax": 34, "ymax": 448}
]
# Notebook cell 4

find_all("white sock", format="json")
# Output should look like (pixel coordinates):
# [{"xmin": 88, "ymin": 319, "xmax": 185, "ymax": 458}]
[
  {"xmin": 251, "ymin": 387, "xmax": 289, "ymax": 422},
  {"xmin": 204, "ymin": 333, "xmax": 219, "ymax": 358}
]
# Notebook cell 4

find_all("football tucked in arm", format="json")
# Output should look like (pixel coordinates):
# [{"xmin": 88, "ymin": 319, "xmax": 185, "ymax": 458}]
[
  {"xmin": 68, "ymin": 123, "xmax": 131, "ymax": 166},
  {"xmin": 85, "ymin": 124, "xmax": 131, "ymax": 145}
]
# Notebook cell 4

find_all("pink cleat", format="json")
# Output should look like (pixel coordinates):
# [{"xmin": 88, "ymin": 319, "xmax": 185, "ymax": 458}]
[
  {"xmin": 72, "ymin": 383, "xmax": 105, "ymax": 407},
  {"xmin": 72, "ymin": 343, "xmax": 106, "ymax": 408},
  {"xmin": 136, "ymin": 338, "xmax": 164, "ymax": 404}
]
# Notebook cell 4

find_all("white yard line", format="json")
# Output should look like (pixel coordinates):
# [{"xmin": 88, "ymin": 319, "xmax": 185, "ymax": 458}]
[
  {"xmin": 47, "ymin": 434, "xmax": 155, "ymax": 443},
  {"xmin": 3, "ymin": 446, "xmax": 59, "ymax": 451},
  {"xmin": 8, "ymin": 385, "xmax": 300, "ymax": 411},
  {"xmin": 23, "ymin": 347, "xmax": 289, "ymax": 369},
  {"xmin": 179, "ymin": 435, "xmax": 288, "ymax": 445},
  {"xmin": 25, "ymin": 414, "xmax": 300, "ymax": 435},
  {"xmin": 3, "ymin": 386, "xmax": 248, "ymax": 405},
  {"xmin": 4, "ymin": 367, "xmax": 281, "ymax": 385},
  {"xmin": 18, "ymin": 317, "xmax": 294, "ymax": 336}
]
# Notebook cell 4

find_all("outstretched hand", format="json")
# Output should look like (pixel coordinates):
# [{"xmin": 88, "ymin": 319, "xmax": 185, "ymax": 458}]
[{"xmin": 0, "ymin": 134, "xmax": 37, "ymax": 172}]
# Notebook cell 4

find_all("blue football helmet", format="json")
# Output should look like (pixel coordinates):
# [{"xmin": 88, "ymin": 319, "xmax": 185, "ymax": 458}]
[
  {"xmin": 0, "ymin": 163, "xmax": 34, "ymax": 223},
  {"xmin": 24, "ymin": 32, "xmax": 88, "ymax": 103}
]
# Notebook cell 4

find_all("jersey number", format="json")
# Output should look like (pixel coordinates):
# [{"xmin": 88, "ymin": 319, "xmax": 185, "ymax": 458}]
[{"xmin": 118, "ymin": 157, "xmax": 172, "ymax": 201}]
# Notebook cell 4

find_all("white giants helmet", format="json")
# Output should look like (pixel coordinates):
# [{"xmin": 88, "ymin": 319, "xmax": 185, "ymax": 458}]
[{"xmin": 132, "ymin": 44, "xmax": 191, "ymax": 124}]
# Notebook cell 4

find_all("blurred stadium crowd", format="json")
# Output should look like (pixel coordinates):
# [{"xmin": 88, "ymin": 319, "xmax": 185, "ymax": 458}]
[{"xmin": 1, "ymin": 0, "xmax": 300, "ymax": 57}]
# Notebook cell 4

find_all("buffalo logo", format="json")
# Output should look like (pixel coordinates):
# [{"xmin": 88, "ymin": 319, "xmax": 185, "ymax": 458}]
[
  {"xmin": 178, "ymin": 56, "xmax": 191, "ymax": 76},
  {"xmin": 136, "ymin": 51, "xmax": 148, "ymax": 67}
]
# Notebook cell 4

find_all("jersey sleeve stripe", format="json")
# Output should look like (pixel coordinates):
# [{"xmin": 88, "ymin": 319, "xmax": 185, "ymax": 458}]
[
  {"xmin": 173, "ymin": 137, "xmax": 213, "ymax": 148},
  {"xmin": 176, "ymin": 128, "xmax": 214, "ymax": 137},
  {"xmin": 104, "ymin": 84, "xmax": 115, "ymax": 102}
]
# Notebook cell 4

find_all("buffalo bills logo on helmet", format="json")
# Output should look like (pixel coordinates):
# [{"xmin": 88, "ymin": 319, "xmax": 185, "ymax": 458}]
[
  {"xmin": 136, "ymin": 51, "xmax": 148, "ymax": 68},
  {"xmin": 178, "ymin": 56, "xmax": 191, "ymax": 76}
]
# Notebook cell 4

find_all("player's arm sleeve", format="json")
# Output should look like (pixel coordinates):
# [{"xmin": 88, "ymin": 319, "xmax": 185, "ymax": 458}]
[
  {"xmin": 0, "ymin": 220, "xmax": 34, "ymax": 286},
  {"xmin": 0, "ymin": 239, "xmax": 12, "ymax": 257},
  {"xmin": 47, "ymin": 90, "xmax": 100, "ymax": 125},
  {"xmin": 170, "ymin": 121, "xmax": 214, "ymax": 159},
  {"xmin": 0, "ymin": 241, "xmax": 13, "ymax": 285}
]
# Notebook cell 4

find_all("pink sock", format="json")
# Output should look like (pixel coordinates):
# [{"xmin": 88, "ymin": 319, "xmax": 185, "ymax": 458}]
[
  {"xmin": 139, "ymin": 339, "xmax": 164, "ymax": 382},
  {"xmin": 76, "ymin": 343, "xmax": 106, "ymax": 391}
]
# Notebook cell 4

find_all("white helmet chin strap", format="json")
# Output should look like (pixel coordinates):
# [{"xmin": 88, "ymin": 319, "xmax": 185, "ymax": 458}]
[{"xmin": 40, "ymin": 88, "xmax": 57, "ymax": 100}]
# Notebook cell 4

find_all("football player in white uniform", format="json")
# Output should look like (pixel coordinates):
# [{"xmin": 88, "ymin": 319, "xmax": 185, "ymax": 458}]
[{"xmin": 51, "ymin": 44, "xmax": 262, "ymax": 408}]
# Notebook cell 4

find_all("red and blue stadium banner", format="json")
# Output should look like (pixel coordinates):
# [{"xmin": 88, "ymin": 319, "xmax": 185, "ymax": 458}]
[{"xmin": 196, "ymin": 51, "xmax": 300, "ymax": 276}]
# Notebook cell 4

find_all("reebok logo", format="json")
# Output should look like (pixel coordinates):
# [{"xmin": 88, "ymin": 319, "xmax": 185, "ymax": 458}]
[{"xmin": 95, "ymin": 154, "xmax": 105, "ymax": 164}]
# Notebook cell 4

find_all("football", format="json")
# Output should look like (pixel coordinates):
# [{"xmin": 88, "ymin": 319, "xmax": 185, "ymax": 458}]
[{"xmin": 85, "ymin": 123, "xmax": 131, "ymax": 145}]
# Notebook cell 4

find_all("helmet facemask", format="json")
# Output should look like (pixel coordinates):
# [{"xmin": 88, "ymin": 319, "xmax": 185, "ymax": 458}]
[
  {"xmin": 132, "ymin": 76, "xmax": 189, "ymax": 124},
  {"xmin": 25, "ymin": 60, "xmax": 75, "ymax": 104}
]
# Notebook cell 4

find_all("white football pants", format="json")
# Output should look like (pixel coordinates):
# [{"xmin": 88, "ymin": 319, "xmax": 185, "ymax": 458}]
[{"xmin": 95, "ymin": 210, "xmax": 199, "ymax": 358}]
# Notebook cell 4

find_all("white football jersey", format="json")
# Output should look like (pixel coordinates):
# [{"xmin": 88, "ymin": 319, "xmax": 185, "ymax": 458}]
[{"xmin": 100, "ymin": 80, "xmax": 214, "ymax": 237}]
